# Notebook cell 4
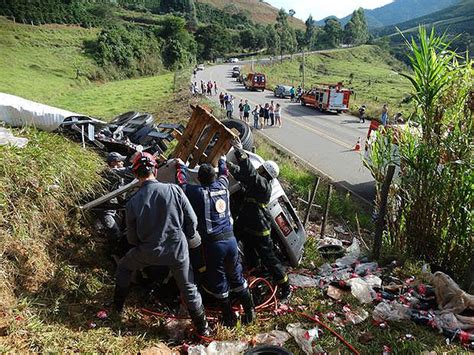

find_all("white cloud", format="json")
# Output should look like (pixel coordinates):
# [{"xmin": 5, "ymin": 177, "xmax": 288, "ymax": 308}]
[{"xmin": 265, "ymin": 0, "xmax": 394, "ymax": 21}]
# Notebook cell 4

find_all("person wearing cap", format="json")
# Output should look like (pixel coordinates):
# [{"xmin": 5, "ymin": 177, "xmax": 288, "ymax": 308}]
[
  {"xmin": 99, "ymin": 152, "xmax": 130, "ymax": 242},
  {"xmin": 226, "ymin": 144, "xmax": 291, "ymax": 301},
  {"xmin": 175, "ymin": 157, "xmax": 255, "ymax": 327},
  {"xmin": 113, "ymin": 152, "xmax": 209, "ymax": 336}
]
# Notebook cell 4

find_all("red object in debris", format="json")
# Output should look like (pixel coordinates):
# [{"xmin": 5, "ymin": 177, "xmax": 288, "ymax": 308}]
[
  {"xmin": 96, "ymin": 310, "xmax": 108, "ymax": 319},
  {"xmin": 382, "ymin": 345, "xmax": 392, "ymax": 354},
  {"xmin": 418, "ymin": 284, "xmax": 427, "ymax": 295},
  {"xmin": 326, "ymin": 311, "xmax": 336, "ymax": 321}
]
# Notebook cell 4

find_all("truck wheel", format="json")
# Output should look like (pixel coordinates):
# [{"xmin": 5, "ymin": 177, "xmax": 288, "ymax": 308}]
[
  {"xmin": 301, "ymin": 100, "xmax": 306, "ymax": 106},
  {"xmin": 337, "ymin": 110, "xmax": 342, "ymax": 114},
  {"xmin": 221, "ymin": 119, "xmax": 254, "ymax": 151}
]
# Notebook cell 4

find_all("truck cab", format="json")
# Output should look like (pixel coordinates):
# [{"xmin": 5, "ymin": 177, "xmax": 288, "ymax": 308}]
[{"xmin": 244, "ymin": 73, "xmax": 266, "ymax": 91}]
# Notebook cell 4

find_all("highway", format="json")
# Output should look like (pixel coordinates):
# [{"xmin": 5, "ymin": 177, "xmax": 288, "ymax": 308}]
[{"xmin": 194, "ymin": 63, "xmax": 375, "ymax": 203}]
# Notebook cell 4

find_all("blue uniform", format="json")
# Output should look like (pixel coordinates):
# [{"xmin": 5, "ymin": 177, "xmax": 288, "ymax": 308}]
[{"xmin": 177, "ymin": 159, "xmax": 248, "ymax": 299}]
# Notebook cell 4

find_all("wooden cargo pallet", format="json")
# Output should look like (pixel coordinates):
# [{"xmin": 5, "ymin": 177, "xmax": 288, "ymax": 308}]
[{"xmin": 172, "ymin": 105, "xmax": 237, "ymax": 168}]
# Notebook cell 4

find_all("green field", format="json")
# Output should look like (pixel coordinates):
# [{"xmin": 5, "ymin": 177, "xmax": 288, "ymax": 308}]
[
  {"xmin": 250, "ymin": 45, "xmax": 413, "ymax": 118},
  {"xmin": 0, "ymin": 17, "xmax": 175, "ymax": 120}
]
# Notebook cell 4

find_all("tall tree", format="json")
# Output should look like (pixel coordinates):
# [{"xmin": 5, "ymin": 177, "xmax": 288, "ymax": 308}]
[
  {"xmin": 305, "ymin": 15, "xmax": 315, "ymax": 46},
  {"xmin": 343, "ymin": 8, "xmax": 369, "ymax": 45},
  {"xmin": 322, "ymin": 18, "xmax": 342, "ymax": 48}
]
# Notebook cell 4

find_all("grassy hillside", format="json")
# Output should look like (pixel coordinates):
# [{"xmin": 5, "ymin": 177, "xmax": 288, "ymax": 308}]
[
  {"xmin": 377, "ymin": 0, "xmax": 474, "ymax": 52},
  {"xmin": 196, "ymin": 0, "xmax": 304, "ymax": 29},
  {"xmin": 250, "ymin": 45, "xmax": 412, "ymax": 118},
  {"xmin": 0, "ymin": 17, "xmax": 177, "ymax": 121}
]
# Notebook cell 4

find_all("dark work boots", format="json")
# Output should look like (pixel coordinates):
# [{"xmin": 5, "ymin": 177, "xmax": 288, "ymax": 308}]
[
  {"xmin": 220, "ymin": 297, "xmax": 237, "ymax": 327},
  {"xmin": 278, "ymin": 281, "xmax": 292, "ymax": 303},
  {"xmin": 112, "ymin": 285, "xmax": 129, "ymax": 314},
  {"xmin": 239, "ymin": 289, "xmax": 256, "ymax": 325},
  {"xmin": 189, "ymin": 305, "xmax": 210, "ymax": 337}
]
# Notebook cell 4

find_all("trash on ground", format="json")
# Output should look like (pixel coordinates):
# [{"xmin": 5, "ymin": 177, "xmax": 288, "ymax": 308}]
[
  {"xmin": 0, "ymin": 127, "xmax": 28, "ymax": 148},
  {"xmin": 140, "ymin": 343, "xmax": 175, "ymax": 355},
  {"xmin": 317, "ymin": 237, "xmax": 345, "ymax": 258},
  {"xmin": 253, "ymin": 330, "xmax": 291, "ymax": 346},
  {"xmin": 343, "ymin": 306, "xmax": 369, "ymax": 324},
  {"xmin": 187, "ymin": 341, "xmax": 248, "ymax": 355},
  {"xmin": 286, "ymin": 322, "xmax": 323, "ymax": 355},
  {"xmin": 165, "ymin": 319, "xmax": 192, "ymax": 342},
  {"xmin": 289, "ymin": 273, "xmax": 319, "ymax": 288}
]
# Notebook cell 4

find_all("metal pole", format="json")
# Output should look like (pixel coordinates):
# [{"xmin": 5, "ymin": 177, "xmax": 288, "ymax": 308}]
[
  {"xmin": 320, "ymin": 184, "xmax": 333, "ymax": 237},
  {"xmin": 303, "ymin": 177, "xmax": 320, "ymax": 227},
  {"xmin": 302, "ymin": 48, "xmax": 305, "ymax": 90}
]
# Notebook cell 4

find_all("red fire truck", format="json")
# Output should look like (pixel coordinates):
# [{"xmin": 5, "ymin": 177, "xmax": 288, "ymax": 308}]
[{"xmin": 300, "ymin": 82, "xmax": 351, "ymax": 113}]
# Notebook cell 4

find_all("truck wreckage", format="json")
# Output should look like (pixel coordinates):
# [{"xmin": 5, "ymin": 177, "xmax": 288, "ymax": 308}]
[
  {"xmin": 0, "ymin": 93, "xmax": 306, "ymax": 266},
  {"xmin": 81, "ymin": 104, "xmax": 307, "ymax": 267}
]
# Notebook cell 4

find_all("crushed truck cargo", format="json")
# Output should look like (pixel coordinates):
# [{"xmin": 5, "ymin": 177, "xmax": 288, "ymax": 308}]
[{"xmin": 81, "ymin": 105, "xmax": 307, "ymax": 267}]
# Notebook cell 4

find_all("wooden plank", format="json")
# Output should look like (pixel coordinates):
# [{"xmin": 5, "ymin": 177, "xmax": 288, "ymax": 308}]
[
  {"xmin": 189, "ymin": 124, "xmax": 217, "ymax": 168},
  {"xmin": 207, "ymin": 126, "xmax": 234, "ymax": 165},
  {"xmin": 174, "ymin": 107, "xmax": 210, "ymax": 161}
]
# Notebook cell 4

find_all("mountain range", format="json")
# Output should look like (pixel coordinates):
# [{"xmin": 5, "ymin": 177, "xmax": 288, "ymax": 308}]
[{"xmin": 317, "ymin": 0, "xmax": 459, "ymax": 29}]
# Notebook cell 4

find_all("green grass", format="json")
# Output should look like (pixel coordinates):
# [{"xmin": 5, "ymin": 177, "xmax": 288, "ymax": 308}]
[
  {"xmin": 0, "ymin": 17, "xmax": 175, "ymax": 120},
  {"xmin": 250, "ymin": 45, "xmax": 413, "ymax": 118}
]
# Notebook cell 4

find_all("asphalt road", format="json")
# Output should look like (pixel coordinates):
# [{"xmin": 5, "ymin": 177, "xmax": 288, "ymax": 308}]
[{"xmin": 194, "ymin": 63, "xmax": 375, "ymax": 203}]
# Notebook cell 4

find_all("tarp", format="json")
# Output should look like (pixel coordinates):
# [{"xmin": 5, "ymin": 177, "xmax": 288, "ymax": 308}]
[{"xmin": 0, "ymin": 92, "xmax": 81, "ymax": 132}]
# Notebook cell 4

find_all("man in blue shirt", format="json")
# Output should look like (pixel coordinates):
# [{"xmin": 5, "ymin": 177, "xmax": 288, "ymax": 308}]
[{"xmin": 176, "ymin": 157, "xmax": 255, "ymax": 327}]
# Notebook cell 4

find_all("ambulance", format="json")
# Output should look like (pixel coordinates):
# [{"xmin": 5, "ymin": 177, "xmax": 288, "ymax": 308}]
[{"xmin": 300, "ymin": 82, "xmax": 351, "ymax": 113}]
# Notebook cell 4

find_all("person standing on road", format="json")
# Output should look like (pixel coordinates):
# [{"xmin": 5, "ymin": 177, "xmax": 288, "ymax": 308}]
[
  {"xmin": 358, "ymin": 105, "xmax": 367, "ymax": 123},
  {"xmin": 193, "ymin": 67, "xmax": 197, "ymax": 78},
  {"xmin": 289, "ymin": 86, "xmax": 295, "ymax": 102},
  {"xmin": 226, "ymin": 148, "xmax": 292, "ymax": 302},
  {"xmin": 226, "ymin": 96, "xmax": 234, "ymax": 119},
  {"xmin": 113, "ymin": 152, "xmax": 209, "ymax": 336},
  {"xmin": 259, "ymin": 104, "xmax": 265, "ymax": 129},
  {"xmin": 214, "ymin": 81, "xmax": 218, "ymax": 95},
  {"xmin": 263, "ymin": 103, "xmax": 270, "ymax": 126},
  {"xmin": 219, "ymin": 92, "xmax": 225, "ymax": 108},
  {"xmin": 381, "ymin": 104, "xmax": 389, "ymax": 126},
  {"xmin": 201, "ymin": 81, "xmax": 206, "ymax": 95},
  {"xmin": 269, "ymin": 101, "xmax": 275, "ymax": 126},
  {"xmin": 274, "ymin": 103, "xmax": 282, "ymax": 128},
  {"xmin": 176, "ymin": 157, "xmax": 255, "ymax": 327},
  {"xmin": 243, "ymin": 100, "xmax": 251, "ymax": 125},
  {"xmin": 252, "ymin": 105, "xmax": 260, "ymax": 129},
  {"xmin": 238, "ymin": 99, "xmax": 244, "ymax": 120}
]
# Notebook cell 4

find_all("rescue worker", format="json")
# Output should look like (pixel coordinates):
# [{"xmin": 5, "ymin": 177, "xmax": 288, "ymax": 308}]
[
  {"xmin": 99, "ymin": 152, "xmax": 129, "ymax": 241},
  {"xmin": 113, "ymin": 152, "xmax": 209, "ymax": 336},
  {"xmin": 175, "ymin": 157, "xmax": 255, "ymax": 327},
  {"xmin": 227, "ymin": 146, "xmax": 291, "ymax": 301}
]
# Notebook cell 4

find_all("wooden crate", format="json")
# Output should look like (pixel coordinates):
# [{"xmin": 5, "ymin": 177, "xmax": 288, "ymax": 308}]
[{"xmin": 172, "ymin": 105, "xmax": 238, "ymax": 168}]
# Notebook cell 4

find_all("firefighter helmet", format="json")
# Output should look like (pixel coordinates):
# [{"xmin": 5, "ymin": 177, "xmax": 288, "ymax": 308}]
[{"xmin": 262, "ymin": 160, "xmax": 279, "ymax": 179}]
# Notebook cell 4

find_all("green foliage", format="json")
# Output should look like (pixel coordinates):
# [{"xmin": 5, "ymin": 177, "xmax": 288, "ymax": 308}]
[
  {"xmin": 343, "ymin": 8, "xmax": 369, "ymax": 45},
  {"xmin": 91, "ymin": 25, "xmax": 162, "ymax": 77},
  {"xmin": 322, "ymin": 18, "xmax": 343, "ymax": 48},
  {"xmin": 195, "ymin": 23, "xmax": 231, "ymax": 60},
  {"xmin": 367, "ymin": 27, "xmax": 473, "ymax": 283},
  {"xmin": 0, "ymin": 0, "xmax": 115, "ymax": 27}
]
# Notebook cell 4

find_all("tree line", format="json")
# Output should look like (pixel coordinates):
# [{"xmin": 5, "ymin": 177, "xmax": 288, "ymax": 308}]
[{"xmin": 0, "ymin": 1, "xmax": 369, "ymax": 76}]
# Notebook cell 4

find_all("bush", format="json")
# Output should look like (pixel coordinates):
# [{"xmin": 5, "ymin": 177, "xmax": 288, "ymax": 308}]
[{"xmin": 365, "ymin": 28, "xmax": 473, "ymax": 284}]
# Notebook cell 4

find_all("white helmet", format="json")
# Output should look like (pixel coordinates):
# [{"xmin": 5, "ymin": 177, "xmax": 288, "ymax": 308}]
[{"xmin": 262, "ymin": 160, "xmax": 279, "ymax": 179}]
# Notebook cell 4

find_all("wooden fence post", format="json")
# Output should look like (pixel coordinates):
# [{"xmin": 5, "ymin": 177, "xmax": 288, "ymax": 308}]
[
  {"xmin": 303, "ymin": 177, "xmax": 320, "ymax": 227},
  {"xmin": 320, "ymin": 184, "xmax": 333, "ymax": 237},
  {"xmin": 373, "ymin": 165, "xmax": 395, "ymax": 260}
]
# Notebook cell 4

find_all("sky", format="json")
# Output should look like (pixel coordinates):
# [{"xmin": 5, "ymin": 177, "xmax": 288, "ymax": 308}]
[{"xmin": 265, "ymin": 0, "xmax": 394, "ymax": 21}]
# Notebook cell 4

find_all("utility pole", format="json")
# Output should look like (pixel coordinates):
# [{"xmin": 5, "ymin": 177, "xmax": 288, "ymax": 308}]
[{"xmin": 302, "ymin": 48, "xmax": 306, "ymax": 90}]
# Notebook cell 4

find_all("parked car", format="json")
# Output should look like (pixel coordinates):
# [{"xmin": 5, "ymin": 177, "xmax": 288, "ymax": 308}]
[
  {"xmin": 229, "ymin": 58, "xmax": 239, "ymax": 63},
  {"xmin": 231, "ymin": 66, "xmax": 241, "ymax": 78},
  {"xmin": 197, "ymin": 64, "xmax": 205, "ymax": 71},
  {"xmin": 274, "ymin": 85, "xmax": 292, "ymax": 98}
]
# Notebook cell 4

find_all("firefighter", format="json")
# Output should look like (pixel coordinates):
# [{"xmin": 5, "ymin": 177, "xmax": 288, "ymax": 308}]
[
  {"xmin": 176, "ymin": 157, "xmax": 255, "ymax": 327},
  {"xmin": 113, "ymin": 152, "xmax": 209, "ymax": 336},
  {"xmin": 227, "ymin": 146, "xmax": 291, "ymax": 301}
]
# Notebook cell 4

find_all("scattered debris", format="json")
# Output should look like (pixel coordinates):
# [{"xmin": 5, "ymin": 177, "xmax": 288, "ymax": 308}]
[
  {"xmin": 286, "ymin": 322, "xmax": 323, "ymax": 355},
  {"xmin": 288, "ymin": 273, "xmax": 319, "ymax": 288},
  {"xmin": 253, "ymin": 330, "xmax": 291, "ymax": 346},
  {"xmin": 0, "ymin": 127, "xmax": 28, "ymax": 148},
  {"xmin": 187, "ymin": 341, "xmax": 248, "ymax": 355},
  {"xmin": 140, "ymin": 343, "xmax": 175, "ymax": 355}
]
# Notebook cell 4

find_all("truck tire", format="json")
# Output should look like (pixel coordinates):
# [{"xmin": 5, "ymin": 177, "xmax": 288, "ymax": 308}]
[
  {"xmin": 221, "ymin": 119, "xmax": 254, "ymax": 151},
  {"xmin": 301, "ymin": 100, "xmax": 306, "ymax": 106}
]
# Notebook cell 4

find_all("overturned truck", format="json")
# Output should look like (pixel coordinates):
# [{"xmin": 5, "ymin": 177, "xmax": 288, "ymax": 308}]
[{"xmin": 82, "ymin": 105, "xmax": 307, "ymax": 267}]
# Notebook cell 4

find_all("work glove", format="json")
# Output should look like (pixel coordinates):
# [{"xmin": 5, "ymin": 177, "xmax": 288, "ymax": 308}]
[
  {"xmin": 233, "ymin": 148, "xmax": 248, "ymax": 162},
  {"xmin": 231, "ymin": 136, "xmax": 243, "ymax": 150},
  {"xmin": 175, "ymin": 158, "xmax": 185, "ymax": 168},
  {"xmin": 187, "ymin": 231, "xmax": 202, "ymax": 249}
]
